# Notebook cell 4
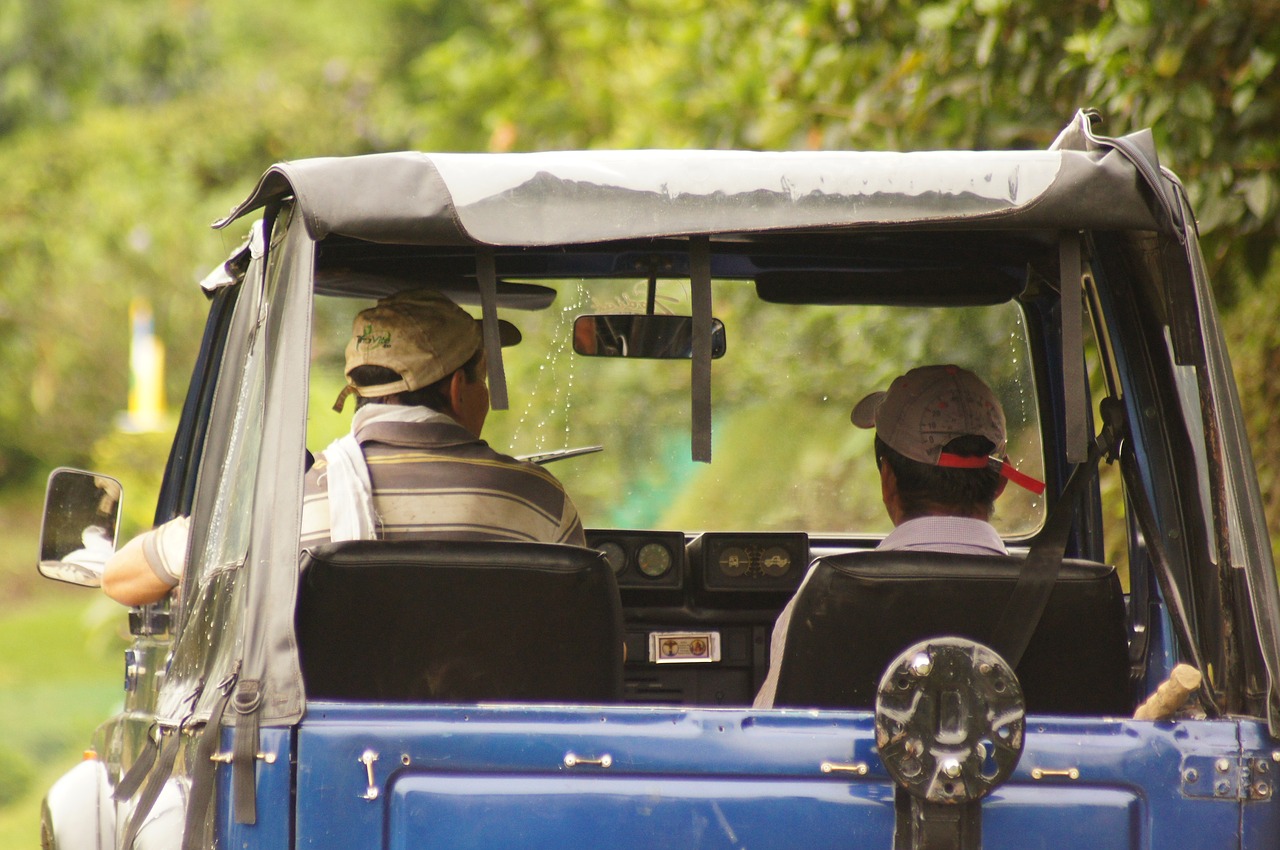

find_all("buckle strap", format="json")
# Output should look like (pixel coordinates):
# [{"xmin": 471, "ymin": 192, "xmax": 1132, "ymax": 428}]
[
  {"xmin": 232, "ymin": 679, "xmax": 263, "ymax": 825},
  {"xmin": 120, "ymin": 727, "xmax": 182, "ymax": 849},
  {"xmin": 113, "ymin": 726, "xmax": 159, "ymax": 802},
  {"xmin": 181, "ymin": 666, "xmax": 240, "ymax": 848},
  {"xmin": 116, "ymin": 682, "xmax": 202, "ymax": 849}
]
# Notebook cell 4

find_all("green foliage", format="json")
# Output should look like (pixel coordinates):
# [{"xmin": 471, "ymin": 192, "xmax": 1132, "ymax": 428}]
[
  {"xmin": 0, "ymin": 0, "xmax": 1275, "ymax": 500},
  {"xmin": 0, "ymin": 593, "xmax": 126, "ymax": 846},
  {"xmin": 382, "ymin": 0, "xmax": 1280, "ymax": 301},
  {"xmin": 90, "ymin": 429, "xmax": 176, "ymax": 536},
  {"xmin": 1224, "ymin": 248, "xmax": 1280, "ymax": 564}
]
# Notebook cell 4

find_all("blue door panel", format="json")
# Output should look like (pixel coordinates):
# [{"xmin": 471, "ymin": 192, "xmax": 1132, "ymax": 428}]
[
  {"xmin": 216, "ymin": 727, "xmax": 294, "ymax": 849},
  {"xmin": 290, "ymin": 704, "xmax": 1260, "ymax": 850},
  {"xmin": 984, "ymin": 788, "xmax": 1141, "ymax": 850},
  {"xmin": 390, "ymin": 775, "xmax": 892, "ymax": 850}
]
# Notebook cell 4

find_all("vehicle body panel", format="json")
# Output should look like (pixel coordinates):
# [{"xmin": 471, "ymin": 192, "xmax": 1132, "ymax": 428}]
[{"xmin": 277, "ymin": 704, "xmax": 1255, "ymax": 850}]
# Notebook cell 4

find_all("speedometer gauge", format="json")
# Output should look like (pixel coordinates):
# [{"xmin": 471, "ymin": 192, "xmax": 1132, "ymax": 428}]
[
  {"xmin": 760, "ymin": 546, "xmax": 791, "ymax": 576},
  {"xmin": 637, "ymin": 542, "xmax": 674, "ymax": 578},
  {"xmin": 597, "ymin": 542, "xmax": 627, "ymax": 575},
  {"xmin": 718, "ymin": 547, "xmax": 748, "ymax": 576}
]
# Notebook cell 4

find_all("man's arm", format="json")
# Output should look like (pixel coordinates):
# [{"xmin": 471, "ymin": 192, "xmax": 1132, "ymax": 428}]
[{"xmin": 101, "ymin": 516, "xmax": 189, "ymax": 606}]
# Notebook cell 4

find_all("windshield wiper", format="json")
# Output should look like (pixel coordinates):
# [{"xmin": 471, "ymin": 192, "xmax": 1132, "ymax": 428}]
[{"xmin": 518, "ymin": 445, "xmax": 604, "ymax": 465}]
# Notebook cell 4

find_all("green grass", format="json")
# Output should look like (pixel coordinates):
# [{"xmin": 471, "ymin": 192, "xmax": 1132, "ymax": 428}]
[{"xmin": 0, "ymin": 491, "xmax": 127, "ymax": 847}]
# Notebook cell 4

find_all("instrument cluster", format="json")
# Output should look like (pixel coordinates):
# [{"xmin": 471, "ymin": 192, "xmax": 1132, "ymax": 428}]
[{"xmin": 586, "ymin": 530, "xmax": 810, "ymax": 598}]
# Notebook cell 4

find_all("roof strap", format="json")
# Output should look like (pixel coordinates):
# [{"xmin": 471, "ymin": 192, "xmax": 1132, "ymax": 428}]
[
  {"xmin": 690, "ymin": 236, "xmax": 712, "ymax": 463},
  {"xmin": 476, "ymin": 248, "xmax": 509, "ymax": 410},
  {"xmin": 1060, "ymin": 231, "xmax": 1088, "ymax": 463}
]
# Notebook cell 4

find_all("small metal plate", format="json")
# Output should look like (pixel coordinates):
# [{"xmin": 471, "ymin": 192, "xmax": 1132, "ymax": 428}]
[{"xmin": 648, "ymin": 631, "xmax": 721, "ymax": 664}]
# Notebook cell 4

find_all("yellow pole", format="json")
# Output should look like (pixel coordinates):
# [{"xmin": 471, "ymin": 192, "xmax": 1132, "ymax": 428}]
[{"xmin": 125, "ymin": 298, "xmax": 166, "ymax": 432}]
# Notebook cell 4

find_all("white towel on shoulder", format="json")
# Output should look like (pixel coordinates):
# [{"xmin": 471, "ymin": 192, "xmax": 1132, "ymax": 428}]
[{"xmin": 322, "ymin": 404, "xmax": 441, "ymax": 541}]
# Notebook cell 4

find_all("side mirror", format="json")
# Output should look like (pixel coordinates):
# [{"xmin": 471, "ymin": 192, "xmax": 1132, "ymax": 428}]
[
  {"xmin": 38, "ymin": 468, "xmax": 123, "ymax": 588},
  {"xmin": 572, "ymin": 315, "xmax": 726, "ymax": 360}
]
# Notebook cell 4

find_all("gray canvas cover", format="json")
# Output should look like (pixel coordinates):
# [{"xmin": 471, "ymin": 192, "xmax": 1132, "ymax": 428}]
[{"xmin": 195, "ymin": 110, "xmax": 1277, "ymax": 739}]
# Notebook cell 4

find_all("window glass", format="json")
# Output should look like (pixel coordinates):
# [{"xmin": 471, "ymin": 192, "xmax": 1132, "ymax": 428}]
[
  {"xmin": 307, "ymin": 280, "xmax": 1045, "ymax": 538},
  {"xmin": 193, "ymin": 249, "xmax": 275, "ymax": 577}
]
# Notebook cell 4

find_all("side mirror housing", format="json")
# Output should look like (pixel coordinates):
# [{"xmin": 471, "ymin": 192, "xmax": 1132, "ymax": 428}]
[{"xmin": 38, "ymin": 468, "xmax": 123, "ymax": 588}]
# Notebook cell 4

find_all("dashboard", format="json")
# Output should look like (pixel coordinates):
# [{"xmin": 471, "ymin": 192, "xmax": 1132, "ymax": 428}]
[
  {"xmin": 585, "ymin": 530, "xmax": 812, "ymax": 706},
  {"xmin": 586, "ymin": 530, "xmax": 810, "ymax": 598}
]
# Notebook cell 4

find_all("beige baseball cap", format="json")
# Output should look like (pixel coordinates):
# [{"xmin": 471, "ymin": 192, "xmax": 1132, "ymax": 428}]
[
  {"xmin": 851, "ymin": 364, "xmax": 1006, "ymax": 465},
  {"xmin": 333, "ymin": 290, "xmax": 519, "ymax": 411}
]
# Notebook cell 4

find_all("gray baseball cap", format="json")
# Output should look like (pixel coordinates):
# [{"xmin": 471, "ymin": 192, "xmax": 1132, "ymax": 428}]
[
  {"xmin": 333, "ymin": 289, "xmax": 519, "ymax": 411},
  {"xmin": 851, "ymin": 364, "xmax": 1006, "ymax": 465}
]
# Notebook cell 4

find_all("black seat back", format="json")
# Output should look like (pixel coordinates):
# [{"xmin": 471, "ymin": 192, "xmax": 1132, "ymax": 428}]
[
  {"xmin": 773, "ymin": 551, "xmax": 1130, "ymax": 715},
  {"xmin": 297, "ymin": 540, "xmax": 624, "ymax": 703}
]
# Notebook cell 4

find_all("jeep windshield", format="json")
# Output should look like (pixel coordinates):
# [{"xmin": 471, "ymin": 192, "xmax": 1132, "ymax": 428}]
[{"xmin": 309, "ymin": 275, "xmax": 1047, "ymax": 540}]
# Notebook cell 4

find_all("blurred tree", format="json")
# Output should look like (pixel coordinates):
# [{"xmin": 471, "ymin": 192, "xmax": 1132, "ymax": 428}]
[
  {"xmin": 384, "ymin": 0, "xmax": 1280, "ymax": 299},
  {"xmin": 0, "ymin": 0, "xmax": 213, "ymax": 134},
  {"xmin": 0, "ymin": 0, "xmax": 403, "ymax": 484},
  {"xmin": 0, "ymin": 0, "xmax": 1274, "ymax": 561}
]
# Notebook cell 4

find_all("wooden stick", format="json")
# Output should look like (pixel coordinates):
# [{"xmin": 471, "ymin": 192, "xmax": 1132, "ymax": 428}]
[{"xmin": 1133, "ymin": 664, "xmax": 1202, "ymax": 720}]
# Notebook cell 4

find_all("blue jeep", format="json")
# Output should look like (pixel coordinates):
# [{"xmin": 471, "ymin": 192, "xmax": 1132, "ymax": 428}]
[{"xmin": 37, "ymin": 109, "xmax": 1280, "ymax": 849}]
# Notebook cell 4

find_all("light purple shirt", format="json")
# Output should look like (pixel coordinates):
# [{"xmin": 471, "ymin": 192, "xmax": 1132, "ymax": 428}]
[{"xmin": 753, "ymin": 516, "xmax": 1008, "ymax": 708}]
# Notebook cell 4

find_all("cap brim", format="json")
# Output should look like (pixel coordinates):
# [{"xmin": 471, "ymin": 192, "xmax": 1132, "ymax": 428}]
[
  {"xmin": 492, "ymin": 319, "xmax": 521, "ymax": 347},
  {"xmin": 851, "ymin": 391, "xmax": 886, "ymax": 428}
]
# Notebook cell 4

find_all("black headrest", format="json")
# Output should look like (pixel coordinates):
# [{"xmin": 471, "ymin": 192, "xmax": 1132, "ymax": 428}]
[
  {"xmin": 297, "ymin": 540, "xmax": 624, "ymax": 703},
  {"xmin": 774, "ymin": 550, "xmax": 1130, "ymax": 715}
]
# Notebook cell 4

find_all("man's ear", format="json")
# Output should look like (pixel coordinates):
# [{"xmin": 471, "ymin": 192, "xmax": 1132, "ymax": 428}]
[
  {"xmin": 993, "ymin": 474, "xmax": 1009, "ymax": 500},
  {"xmin": 880, "ymin": 459, "xmax": 897, "ymax": 506},
  {"xmin": 446, "ymin": 368, "xmax": 467, "ymax": 415}
]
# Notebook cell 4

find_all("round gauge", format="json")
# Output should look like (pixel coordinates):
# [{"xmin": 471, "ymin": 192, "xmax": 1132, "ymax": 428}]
[
  {"xmin": 636, "ymin": 542, "xmax": 674, "ymax": 578},
  {"xmin": 718, "ymin": 546, "xmax": 747, "ymax": 576},
  {"xmin": 597, "ymin": 542, "xmax": 627, "ymax": 575},
  {"xmin": 760, "ymin": 546, "xmax": 792, "ymax": 576}
]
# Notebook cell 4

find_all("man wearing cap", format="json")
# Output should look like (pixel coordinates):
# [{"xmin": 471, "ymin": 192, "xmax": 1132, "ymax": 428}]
[
  {"xmin": 103, "ymin": 290, "xmax": 584, "ymax": 606},
  {"xmin": 753, "ymin": 364, "xmax": 1043, "ymax": 708},
  {"xmin": 301, "ymin": 289, "xmax": 584, "ymax": 547}
]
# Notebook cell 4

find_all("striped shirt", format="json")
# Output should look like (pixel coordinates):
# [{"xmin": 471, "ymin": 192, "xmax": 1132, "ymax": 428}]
[
  {"xmin": 753, "ymin": 516, "xmax": 1007, "ymax": 708},
  {"xmin": 300, "ymin": 406, "xmax": 585, "ymax": 549}
]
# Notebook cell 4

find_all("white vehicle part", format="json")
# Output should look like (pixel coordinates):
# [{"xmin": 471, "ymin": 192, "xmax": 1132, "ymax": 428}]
[{"xmin": 41, "ymin": 758, "xmax": 114, "ymax": 850}]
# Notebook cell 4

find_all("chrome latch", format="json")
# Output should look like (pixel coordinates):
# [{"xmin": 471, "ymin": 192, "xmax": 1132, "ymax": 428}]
[
  {"xmin": 820, "ymin": 761, "xmax": 869, "ymax": 776},
  {"xmin": 359, "ymin": 750, "xmax": 379, "ymax": 800},
  {"xmin": 209, "ymin": 751, "xmax": 276, "ymax": 764},
  {"xmin": 564, "ymin": 752, "xmax": 612, "ymax": 768}
]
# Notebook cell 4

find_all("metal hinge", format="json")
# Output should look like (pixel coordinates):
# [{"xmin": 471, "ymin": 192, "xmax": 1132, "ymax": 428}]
[{"xmin": 1181, "ymin": 753, "xmax": 1277, "ymax": 801}]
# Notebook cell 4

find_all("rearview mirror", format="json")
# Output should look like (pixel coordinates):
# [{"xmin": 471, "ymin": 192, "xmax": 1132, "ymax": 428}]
[
  {"xmin": 573, "ymin": 315, "xmax": 726, "ymax": 359},
  {"xmin": 38, "ymin": 468, "xmax": 122, "ymax": 587}
]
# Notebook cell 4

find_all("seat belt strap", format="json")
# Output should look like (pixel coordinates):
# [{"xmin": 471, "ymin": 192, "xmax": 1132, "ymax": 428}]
[{"xmin": 989, "ymin": 398, "xmax": 1125, "ymax": 668}]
